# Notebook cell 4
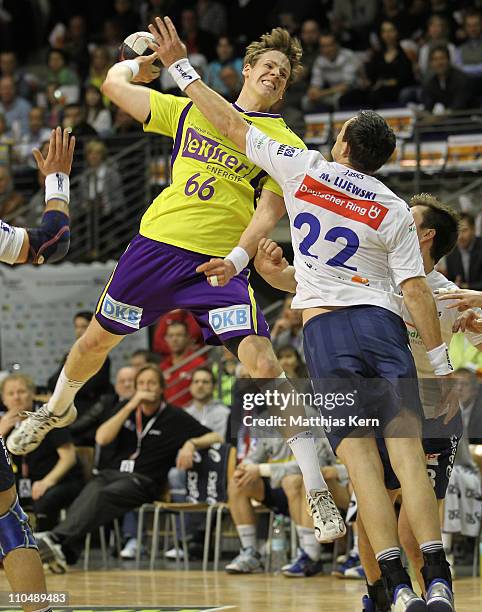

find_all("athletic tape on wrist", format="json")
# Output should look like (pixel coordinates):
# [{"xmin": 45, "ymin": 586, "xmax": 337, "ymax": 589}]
[
  {"xmin": 226, "ymin": 246, "xmax": 250, "ymax": 274},
  {"xmin": 119, "ymin": 59, "xmax": 140, "ymax": 79},
  {"xmin": 168, "ymin": 58, "xmax": 200, "ymax": 91},
  {"xmin": 427, "ymin": 343, "xmax": 453, "ymax": 376},
  {"xmin": 45, "ymin": 172, "xmax": 69, "ymax": 204}
]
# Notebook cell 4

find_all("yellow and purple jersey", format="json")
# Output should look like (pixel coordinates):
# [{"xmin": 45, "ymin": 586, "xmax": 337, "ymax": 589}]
[{"xmin": 140, "ymin": 91, "xmax": 305, "ymax": 257}]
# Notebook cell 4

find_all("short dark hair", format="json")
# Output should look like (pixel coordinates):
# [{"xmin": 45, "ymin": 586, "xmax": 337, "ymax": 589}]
[
  {"xmin": 410, "ymin": 193, "xmax": 459, "ymax": 263},
  {"xmin": 166, "ymin": 321, "xmax": 189, "ymax": 334},
  {"xmin": 343, "ymin": 111, "xmax": 396, "ymax": 174},
  {"xmin": 459, "ymin": 211, "xmax": 475, "ymax": 228},
  {"xmin": 429, "ymin": 44, "xmax": 450, "ymax": 61},
  {"xmin": 130, "ymin": 349, "xmax": 160, "ymax": 364},
  {"xmin": 191, "ymin": 366, "xmax": 216, "ymax": 385},
  {"xmin": 48, "ymin": 47, "xmax": 69, "ymax": 64},
  {"xmin": 74, "ymin": 310, "xmax": 93, "ymax": 322},
  {"xmin": 135, "ymin": 364, "xmax": 165, "ymax": 388}
]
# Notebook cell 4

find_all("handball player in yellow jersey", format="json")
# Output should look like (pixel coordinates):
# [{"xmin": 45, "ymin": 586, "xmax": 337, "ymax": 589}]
[{"xmin": 8, "ymin": 26, "xmax": 345, "ymax": 542}]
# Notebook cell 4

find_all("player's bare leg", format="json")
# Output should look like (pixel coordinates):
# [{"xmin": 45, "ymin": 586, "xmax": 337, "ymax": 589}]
[
  {"xmin": 0, "ymin": 486, "xmax": 50, "ymax": 612},
  {"xmin": 7, "ymin": 319, "xmax": 124, "ymax": 455},
  {"xmin": 237, "ymin": 334, "xmax": 346, "ymax": 542}
]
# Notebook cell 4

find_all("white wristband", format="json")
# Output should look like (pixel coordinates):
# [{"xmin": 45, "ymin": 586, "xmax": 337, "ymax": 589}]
[
  {"xmin": 427, "ymin": 343, "xmax": 453, "ymax": 376},
  {"xmin": 119, "ymin": 59, "xmax": 140, "ymax": 80},
  {"xmin": 226, "ymin": 246, "xmax": 250, "ymax": 274},
  {"xmin": 258, "ymin": 464, "xmax": 272, "ymax": 478},
  {"xmin": 168, "ymin": 58, "xmax": 200, "ymax": 91},
  {"xmin": 45, "ymin": 172, "xmax": 69, "ymax": 204}
]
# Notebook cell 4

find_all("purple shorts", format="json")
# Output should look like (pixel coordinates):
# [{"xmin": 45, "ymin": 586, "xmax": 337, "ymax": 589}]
[{"xmin": 95, "ymin": 234, "xmax": 270, "ymax": 345}]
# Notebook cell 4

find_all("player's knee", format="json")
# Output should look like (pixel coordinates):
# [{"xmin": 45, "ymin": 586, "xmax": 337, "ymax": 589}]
[
  {"xmin": 77, "ymin": 324, "xmax": 116, "ymax": 355},
  {"xmin": 0, "ymin": 496, "xmax": 37, "ymax": 560},
  {"xmin": 281, "ymin": 474, "xmax": 303, "ymax": 499}
]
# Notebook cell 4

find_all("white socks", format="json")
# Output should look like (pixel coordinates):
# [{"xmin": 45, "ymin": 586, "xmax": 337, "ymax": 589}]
[
  {"xmin": 237, "ymin": 524, "xmax": 256, "ymax": 550},
  {"xmin": 298, "ymin": 526, "xmax": 321, "ymax": 561},
  {"xmin": 287, "ymin": 431, "xmax": 328, "ymax": 492},
  {"xmin": 48, "ymin": 367, "xmax": 84, "ymax": 415}
]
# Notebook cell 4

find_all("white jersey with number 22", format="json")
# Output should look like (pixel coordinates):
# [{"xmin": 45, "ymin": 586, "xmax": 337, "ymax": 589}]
[{"xmin": 246, "ymin": 126, "xmax": 425, "ymax": 318}]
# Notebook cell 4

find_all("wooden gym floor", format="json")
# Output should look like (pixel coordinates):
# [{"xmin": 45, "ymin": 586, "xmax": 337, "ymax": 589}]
[{"xmin": 41, "ymin": 570, "xmax": 481, "ymax": 611}]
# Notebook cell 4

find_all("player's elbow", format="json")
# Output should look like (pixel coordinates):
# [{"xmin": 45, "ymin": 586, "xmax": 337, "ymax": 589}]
[{"xmin": 401, "ymin": 276, "xmax": 432, "ymax": 302}]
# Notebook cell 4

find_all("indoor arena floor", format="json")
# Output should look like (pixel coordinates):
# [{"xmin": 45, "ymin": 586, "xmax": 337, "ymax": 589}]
[{"xmin": 36, "ymin": 570, "xmax": 481, "ymax": 611}]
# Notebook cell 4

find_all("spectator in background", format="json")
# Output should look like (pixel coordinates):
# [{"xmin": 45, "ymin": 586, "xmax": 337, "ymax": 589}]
[
  {"xmin": 101, "ymin": 20, "xmax": 123, "ymax": 63},
  {"xmin": 445, "ymin": 212, "xmax": 482, "ymax": 289},
  {"xmin": 365, "ymin": 20, "xmax": 415, "ymax": 107},
  {"xmin": 219, "ymin": 66, "xmax": 243, "ymax": 102},
  {"xmin": 86, "ymin": 47, "xmax": 113, "ymax": 103},
  {"xmin": 377, "ymin": 0, "xmax": 414, "ymax": 40},
  {"xmin": 15, "ymin": 107, "xmax": 51, "ymax": 168},
  {"xmin": 0, "ymin": 75, "xmax": 31, "ymax": 137},
  {"xmin": 185, "ymin": 368, "xmax": 230, "ymax": 439},
  {"xmin": 48, "ymin": 311, "xmax": 113, "ymax": 414},
  {"xmin": 0, "ymin": 373, "xmax": 83, "ymax": 532},
  {"xmin": 456, "ymin": 11, "xmax": 482, "ymax": 78},
  {"xmin": 180, "ymin": 7, "xmax": 217, "ymax": 62},
  {"xmin": 212, "ymin": 346, "xmax": 238, "ymax": 407},
  {"xmin": 160, "ymin": 321, "xmax": 207, "ymax": 407},
  {"xmin": 109, "ymin": 106, "xmax": 142, "ymax": 137},
  {"xmin": 299, "ymin": 19, "xmax": 321, "ymax": 82},
  {"xmin": 422, "ymin": 45, "xmax": 475, "ymax": 113},
  {"xmin": 0, "ymin": 51, "xmax": 36, "ymax": 101},
  {"xmin": 330, "ymin": 0, "xmax": 378, "ymax": 51},
  {"xmin": 0, "ymin": 165, "xmax": 24, "ymax": 224},
  {"xmin": 70, "ymin": 365, "xmax": 136, "ymax": 447},
  {"xmin": 303, "ymin": 32, "xmax": 361, "ymax": 112},
  {"xmin": 418, "ymin": 15, "xmax": 457, "ymax": 78},
  {"xmin": 271, "ymin": 295, "xmax": 304, "ymax": 358},
  {"xmin": 153, "ymin": 309, "xmax": 203, "ymax": 358},
  {"xmin": 111, "ymin": 0, "xmax": 140, "ymax": 39},
  {"xmin": 129, "ymin": 349, "xmax": 160, "ymax": 371},
  {"xmin": 80, "ymin": 139, "xmax": 124, "ymax": 216},
  {"xmin": 46, "ymin": 49, "xmax": 80, "ymax": 91},
  {"xmin": 84, "ymin": 85, "xmax": 112, "ymax": 135},
  {"xmin": 206, "ymin": 36, "xmax": 243, "ymax": 97},
  {"xmin": 455, "ymin": 368, "xmax": 482, "ymax": 444},
  {"xmin": 0, "ymin": 111, "xmax": 13, "ymax": 147},
  {"xmin": 63, "ymin": 15, "xmax": 90, "ymax": 80},
  {"xmin": 275, "ymin": 345, "xmax": 307, "ymax": 380},
  {"xmin": 196, "ymin": 0, "xmax": 227, "ymax": 38}
]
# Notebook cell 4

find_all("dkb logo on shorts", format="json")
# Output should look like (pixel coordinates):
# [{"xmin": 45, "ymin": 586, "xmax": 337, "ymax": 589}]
[
  {"xmin": 209, "ymin": 305, "xmax": 251, "ymax": 334},
  {"xmin": 101, "ymin": 293, "xmax": 143, "ymax": 329}
]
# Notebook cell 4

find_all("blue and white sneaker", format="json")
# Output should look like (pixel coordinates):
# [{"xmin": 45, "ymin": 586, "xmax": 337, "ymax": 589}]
[
  {"xmin": 344, "ymin": 564, "xmax": 366, "ymax": 579},
  {"xmin": 225, "ymin": 546, "xmax": 263, "ymax": 574},
  {"xmin": 392, "ymin": 585, "xmax": 427, "ymax": 611},
  {"xmin": 362, "ymin": 595, "xmax": 376, "ymax": 611},
  {"xmin": 425, "ymin": 579, "xmax": 454, "ymax": 611},
  {"xmin": 332, "ymin": 552, "xmax": 361, "ymax": 578},
  {"xmin": 282, "ymin": 550, "xmax": 323, "ymax": 577}
]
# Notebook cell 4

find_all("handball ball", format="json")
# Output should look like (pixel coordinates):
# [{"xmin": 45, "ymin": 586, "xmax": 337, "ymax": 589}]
[{"xmin": 119, "ymin": 31, "xmax": 161, "ymax": 66}]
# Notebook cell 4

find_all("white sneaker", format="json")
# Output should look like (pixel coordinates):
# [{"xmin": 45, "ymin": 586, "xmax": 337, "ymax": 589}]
[
  {"xmin": 164, "ymin": 547, "xmax": 185, "ymax": 560},
  {"xmin": 35, "ymin": 532, "xmax": 67, "ymax": 574},
  {"xmin": 6, "ymin": 403, "xmax": 77, "ymax": 455},
  {"xmin": 306, "ymin": 489, "xmax": 346, "ymax": 543},
  {"xmin": 120, "ymin": 537, "xmax": 138, "ymax": 560},
  {"xmin": 392, "ymin": 585, "xmax": 426, "ymax": 611}
]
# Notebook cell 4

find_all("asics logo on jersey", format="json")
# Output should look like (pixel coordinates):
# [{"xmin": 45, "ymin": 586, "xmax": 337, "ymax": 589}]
[
  {"xmin": 295, "ymin": 177, "xmax": 389, "ymax": 230},
  {"xmin": 183, "ymin": 127, "xmax": 249, "ymax": 174},
  {"xmin": 277, "ymin": 144, "xmax": 301, "ymax": 157},
  {"xmin": 209, "ymin": 305, "xmax": 251, "ymax": 334},
  {"xmin": 101, "ymin": 294, "xmax": 143, "ymax": 329}
]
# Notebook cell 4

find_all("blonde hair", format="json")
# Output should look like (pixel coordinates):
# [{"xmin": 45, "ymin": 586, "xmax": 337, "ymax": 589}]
[
  {"xmin": 0, "ymin": 372, "xmax": 35, "ymax": 397},
  {"xmin": 244, "ymin": 28, "xmax": 303, "ymax": 84}
]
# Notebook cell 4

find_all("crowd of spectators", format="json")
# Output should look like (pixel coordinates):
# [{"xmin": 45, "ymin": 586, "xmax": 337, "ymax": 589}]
[{"xmin": 0, "ymin": 1, "xmax": 481, "ymax": 231}]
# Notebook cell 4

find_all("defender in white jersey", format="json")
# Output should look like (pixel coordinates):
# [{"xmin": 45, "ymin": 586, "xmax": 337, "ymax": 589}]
[
  {"xmin": 150, "ymin": 17, "xmax": 457, "ymax": 611},
  {"xmin": 0, "ymin": 127, "xmax": 74, "ymax": 609}
]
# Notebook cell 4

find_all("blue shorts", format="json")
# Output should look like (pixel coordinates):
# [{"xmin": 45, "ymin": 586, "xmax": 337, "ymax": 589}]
[
  {"xmin": 0, "ymin": 436, "xmax": 15, "ymax": 492},
  {"xmin": 95, "ymin": 235, "xmax": 269, "ymax": 344},
  {"xmin": 262, "ymin": 478, "xmax": 290, "ymax": 516},
  {"xmin": 303, "ymin": 305, "xmax": 422, "ymax": 451}
]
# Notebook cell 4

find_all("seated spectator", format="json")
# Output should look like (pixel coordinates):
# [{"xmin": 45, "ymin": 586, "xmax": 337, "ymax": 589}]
[
  {"xmin": 272, "ymin": 295, "xmax": 304, "ymax": 358},
  {"xmin": 418, "ymin": 15, "xmax": 457, "ymax": 78},
  {"xmin": 48, "ymin": 311, "xmax": 113, "ymax": 414},
  {"xmin": 456, "ymin": 11, "xmax": 482, "ymax": 78},
  {"xmin": 445, "ymin": 212, "xmax": 482, "ymax": 290},
  {"xmin": 14, "ymin": 107, "xmax": 50, "ymax": 167},
  {"xmin": 0, "ymin": 75, "xmax": 31, "ymax": 137},
  {"xmin": 365, "ymin": 20, "xmax": 415, "ymax": 107},
  {"xmin": 422, "ymin": 44, "xmax": 475, "ymax": 112},
  {"xmin": 63, "ymin": 15, "xmax": 90, "ymax": 80},
  {"xmin": 196, "ymin": 0, "xmax": 227, "ymax": 38},
  {"xmin": 160, "ymin": 321, "xmax": 207, "ymax": 407},
  {"xmin": 185, "ymin": 367, "xmax": 230, "ymax": 438},
  {"xmin": 180, "ymin": 7, "xmax": 217, "ymax": 61},
  {"xmin": 129, "ymin": 349, "xmax": 161, "ymax": 372},
  {"xmin": 212, "ymin": 346, "xmax": 238, "ymax": 407},
  {"xmin": 109, "ymin": 107, "xmax": 142, "ymax": 137},
  {"xmin": 46, "ymin": 49, "xmax": 80, "ymax": 92},
  {"xmin": 84, "ymin": 85, "xmax": 112, "ymax": 135},
  {"xmin": 206, "ymin": 36, "xmax": 243, "ymax": 97},
  {"xmin": 304, "ymin": 32, "xmax": 362, "ymax": 112},
  {"xmin": 276, "ymin": 345, "xmax": 307, "ymax": 380},
  {"xmin": 69, "ymin": 365, "xmax": 136, "ymax": 447},
  {"xmin": 0, "ymin": 111, "xmax": 13, "ymax": 150},
  {"xmin": 219, "ymin": 65, "xmax": 243, "ymax": 102},
  {"xmin": 62, "ymin": 103, "xmax": 97, "ymax": 175},
  {"xmin": 330, "ymin": 0, "xmax": 378, "ymax": 51},
  {"xmin": 111, "ymin": 0, "xmax": 140, "ymax": 40},
  {"xmin": 455, "ymin": 368, "xmax": 482, "ymax": 444},
  {"xmin": 153, "ymin": 309, "xmax": 203, "ymax": 358},
  {"xmin": 0, "ymin": 373, "xmax": 83, "ymax": 532},
  {"xmin": 0, "ymin": 51, "xmax": 36, "ymax": 101},
  {"xmin": 377, "ymin": 0, "xmax": 414, "ymax": 40},
  {"xmin": 100, "ymin": 20, "xmax": 123, "ymax": 63},
  {"xmin": 34, "ymin": 365, "xmax": 221, "ymax": 571},
  {"xmin": 0, "ymin": 165, "xmax": 25, "ymax": 224},
  {"xmin": 79, "ymin": 139, "xmax": 124, "ymax": 217},
  {"xmin": 86, "ymin": 47, "xmax": 113, "ymax": 103}
]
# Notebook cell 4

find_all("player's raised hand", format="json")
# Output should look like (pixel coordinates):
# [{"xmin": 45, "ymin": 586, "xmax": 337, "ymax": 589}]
[
  {"xmin": 452, "ymin": 308, "xmax": 482, "ymax": 333},
  {"xmin": 32, "ymin": 126, "xmax": 75, "ymax": 176},
  {"xmin": 196, "ymin": 258, "xmax": 237, "ymax": 287},
  {"xmin": 435, "ymin": 288, "xmax": 482, "ymax": 311},
  {"xmin": 254, "ymin": 238, "xmax": 288, "ymax": 277},
  {"xmin": 147, "ymin": 16, "xmax": 187, "ymax": 67},
  {"xmin": 131, "ymin": 53, "xmax": 161, "ymax": 83}
]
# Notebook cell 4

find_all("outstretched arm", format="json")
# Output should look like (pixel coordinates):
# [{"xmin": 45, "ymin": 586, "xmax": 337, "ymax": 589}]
[
  {"xmin": 0, "ymin": 127, "xmax": 75, "ymax": 265},
  {"xmin": 148, "ymin": 16, "xmax": 248, "ymax": 151},
  {"xmin": 254, "ymin": 238, "xmax": 296, "ymax": 293}
]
